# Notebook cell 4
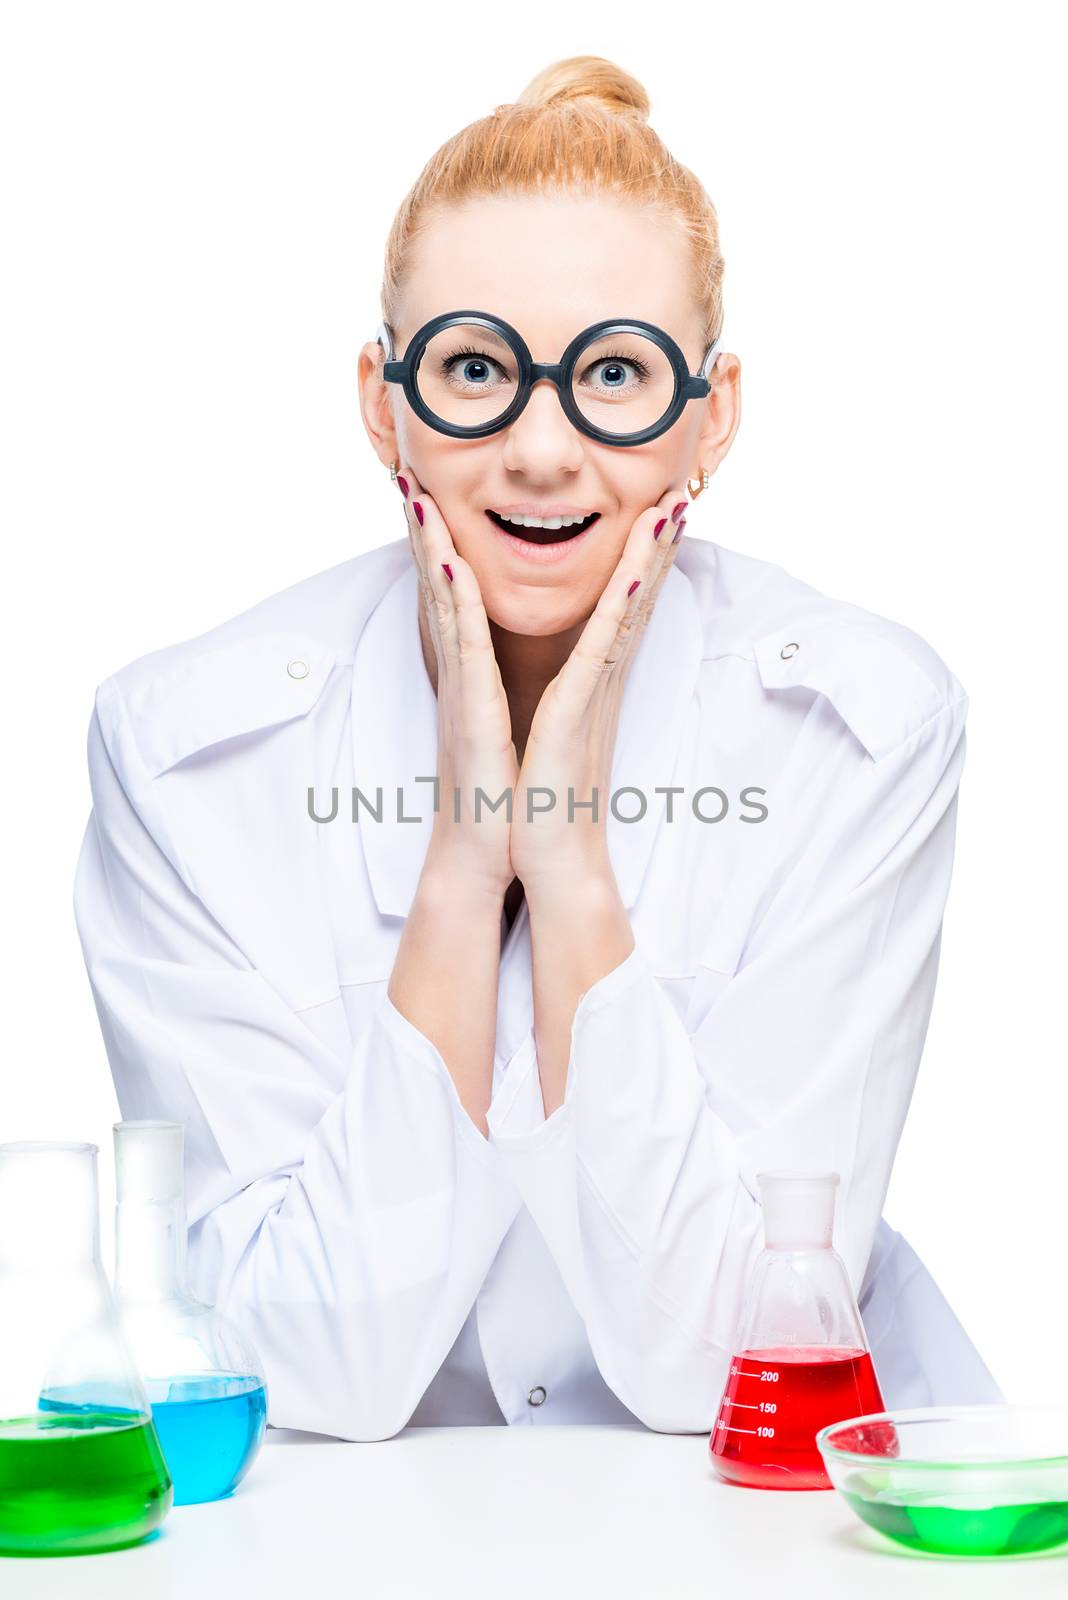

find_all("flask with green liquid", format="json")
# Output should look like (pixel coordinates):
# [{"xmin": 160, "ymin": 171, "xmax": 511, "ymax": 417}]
[{"xmin": 0, "ymin": 1140, "xmax": 172, "ymax": 1556}]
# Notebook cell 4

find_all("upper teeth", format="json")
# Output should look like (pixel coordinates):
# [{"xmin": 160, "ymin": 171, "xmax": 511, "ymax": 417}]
[{"xmin": 496, "ymin": 512, "xmax": 590, "ymax": 529}]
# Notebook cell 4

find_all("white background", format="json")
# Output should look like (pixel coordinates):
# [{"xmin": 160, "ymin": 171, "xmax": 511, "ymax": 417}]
[{"xmin": 2, "ymin": 3, "xmax": 1065, "ymax": 1403}]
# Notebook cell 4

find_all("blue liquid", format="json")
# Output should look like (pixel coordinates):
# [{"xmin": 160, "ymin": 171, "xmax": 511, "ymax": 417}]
[{"xmin": 144, "ymin": 1374, "xmax": 267, "ymax": 1505}]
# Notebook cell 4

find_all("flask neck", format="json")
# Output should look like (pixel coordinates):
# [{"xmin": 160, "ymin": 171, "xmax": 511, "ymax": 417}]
[
  {"xmin": 114, "ymin": 1195, "xmax": 190, "ymax": 1302},
  {"xmin": 758, "ymin": 1171, "xmax": 838, "ymax": 1250}
]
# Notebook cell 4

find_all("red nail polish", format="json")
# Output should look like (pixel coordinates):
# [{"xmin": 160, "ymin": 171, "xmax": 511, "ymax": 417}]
[
  {"xmin": 653, "ymin": 517, "xmax": 667, "ymax": 540},
  {"xmin": 442, "ymin": 562, "xmax": 453, "ymax": 582},
  {"xmin": 627, "ymin": 579, "xmax": 641, "ymax": 597},
  {"xmin": 671, "ymin": 518, "xmax": 687, "ymax": 545},
  {"xmin": 671, "ymin": 500, "xmax": 688, "ymax": 523},
  {"xmin": 413, "ymin": 500, "xmax": 424, "ymax": 526},
  {"xmin": 397, "ymin": 475, "xmax": 410, "ymax": 498}
]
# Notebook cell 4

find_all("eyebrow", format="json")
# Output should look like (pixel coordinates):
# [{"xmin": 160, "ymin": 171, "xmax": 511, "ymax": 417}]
[{"xmin": 432, "ymin": 322, "xmax": 514, "ymax": 353}]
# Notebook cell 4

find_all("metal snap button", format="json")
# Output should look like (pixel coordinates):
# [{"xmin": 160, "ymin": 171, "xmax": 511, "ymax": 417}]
[
  {"xmin": 780, "ymin": 641, "xmax": 800, "ymax": 660},
  {"xmin": 527, "ymin": 1385, "xmax": 547, "ymax": 1407},
  {"xmin": 287, "ymin": 658, "xmax": 310, "ymax": 680}
]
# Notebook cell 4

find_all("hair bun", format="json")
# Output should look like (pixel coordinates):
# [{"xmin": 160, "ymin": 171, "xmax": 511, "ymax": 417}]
[{"xmin": 515, "ymin": 55, "xmax": 651, "ymax": 121}]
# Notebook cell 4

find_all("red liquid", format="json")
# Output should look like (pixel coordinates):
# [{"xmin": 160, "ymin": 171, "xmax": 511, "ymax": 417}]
[{"xmin": 709, "ymin": 1346, "xmax": 885, "ymax": 1490}]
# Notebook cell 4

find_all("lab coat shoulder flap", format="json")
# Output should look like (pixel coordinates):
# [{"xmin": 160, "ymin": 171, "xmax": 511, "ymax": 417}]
[
  {"xmin": 680, "ymin": 535, "xmax": 966, "ymax": 757},
  {"xmin": 85, "ymin": 539, "xmax": 413, "ymax": 1018},
  {"xmin": 103, "ymin": 541, "xmax": 410, "ymax": 785},
  {"xmin": 750, "ymin": 597, "xmax": 967, "ymax": 764},
  {"xmin": 672, "ymin": 539, "xmax": 969, "ymax": 989}
]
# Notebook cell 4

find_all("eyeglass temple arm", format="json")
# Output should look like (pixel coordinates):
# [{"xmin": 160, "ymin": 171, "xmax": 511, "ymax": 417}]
[
  {"xmin": 699, "ymin": 335, "xmax": 723, "ymax": 379},
  {"xmin": 375, "ymin": 322, "xmax": 408, "ymax": 384}
]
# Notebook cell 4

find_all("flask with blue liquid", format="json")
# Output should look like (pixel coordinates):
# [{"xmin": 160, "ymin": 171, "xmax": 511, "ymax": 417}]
[{"xmin": 112, "ymin": 1120, "xmax": 267, "ymax": 1505}]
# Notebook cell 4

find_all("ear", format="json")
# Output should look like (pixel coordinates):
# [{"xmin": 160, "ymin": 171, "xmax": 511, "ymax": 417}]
[
  {"xmin": 695, "ymin": 351, "xmax": 742, "ymax": 476},
  {"xmin": 356, "ymin": 339, "xmax": 398, "ymax": 468}
]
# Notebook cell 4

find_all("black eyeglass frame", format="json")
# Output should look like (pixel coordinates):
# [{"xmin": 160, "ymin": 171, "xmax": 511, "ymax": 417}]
[{"xmin": 375, "ymin": 309, "xmax": 723, "ymax": 448}]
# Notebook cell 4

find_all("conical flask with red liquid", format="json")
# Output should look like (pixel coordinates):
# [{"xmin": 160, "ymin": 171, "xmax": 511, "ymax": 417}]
[{"xmin": 710, "ymin": 1170, "xmax": 885, "ymax": 1490}]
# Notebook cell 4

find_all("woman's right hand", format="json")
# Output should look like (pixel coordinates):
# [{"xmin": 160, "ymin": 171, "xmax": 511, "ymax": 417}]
[{"xmin": 396, "ymin": 462, "xmax": 518, "ymax": 899}]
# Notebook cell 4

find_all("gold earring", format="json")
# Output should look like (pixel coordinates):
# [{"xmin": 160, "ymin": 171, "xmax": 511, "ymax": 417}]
[
  {"xmin": 389, "ymin": 459, "xmax": 399, "ymax": 481},
  {"xmin": 687, "ymin": 466, "xmax": 711, "ymax": 499}
]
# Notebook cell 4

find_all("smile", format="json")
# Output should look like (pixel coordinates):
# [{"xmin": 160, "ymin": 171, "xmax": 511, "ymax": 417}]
[{"xmin": 485, "ymin": 509, "xmax": 601, "ymax": 544}]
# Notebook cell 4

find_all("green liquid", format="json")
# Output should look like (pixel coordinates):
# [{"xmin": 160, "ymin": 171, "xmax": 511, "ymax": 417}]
[
  {"xmin": 0, "ymin": 1410, "xmax": 172, "ymax": 1556},
  {"xmin": 844, "ymin": 1490, "xmax": 1068, "ymax": 1557}
]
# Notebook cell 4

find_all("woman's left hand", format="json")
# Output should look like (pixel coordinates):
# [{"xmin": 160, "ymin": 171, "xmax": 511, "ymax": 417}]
[{"xmin": 510, "ymin": 485, "xmax": 690, "ymax": 895}]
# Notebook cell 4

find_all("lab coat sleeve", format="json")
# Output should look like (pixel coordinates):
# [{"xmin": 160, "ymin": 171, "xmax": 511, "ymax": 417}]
[
  {"xmin": 486, "ymin": 694, "xmax": 969, "ymax": 1433},
  {"xmin": 73, "ymin": 680, "xmax": 522, "ymax": 1442}
]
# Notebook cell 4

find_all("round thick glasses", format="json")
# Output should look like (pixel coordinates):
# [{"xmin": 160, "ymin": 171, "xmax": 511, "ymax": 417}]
[{"xmin": 375, "ymin": 310, "xmax": 722, "ymax": 448}]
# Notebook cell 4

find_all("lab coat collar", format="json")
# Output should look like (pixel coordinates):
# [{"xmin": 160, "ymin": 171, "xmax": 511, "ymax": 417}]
[{"xmin": 350, "ymin": 560, "xmax": 705, "ymax": 919}]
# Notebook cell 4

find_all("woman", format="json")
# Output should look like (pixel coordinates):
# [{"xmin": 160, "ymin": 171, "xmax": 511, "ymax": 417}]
[{"xmin": 73, "ymin": 56, "xmax": 1002, "ymax": 1441}]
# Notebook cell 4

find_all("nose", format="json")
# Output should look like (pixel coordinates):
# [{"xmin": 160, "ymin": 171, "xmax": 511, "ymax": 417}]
[{"xmin": 500, "ymin": 377, "xmax": 585, "ymax": 474}]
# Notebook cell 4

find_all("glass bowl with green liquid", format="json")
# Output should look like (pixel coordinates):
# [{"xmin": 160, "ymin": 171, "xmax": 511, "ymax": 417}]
[{"xmin": 816, "ymin": 1406, "xmax": 1068, "ymax": 1558}]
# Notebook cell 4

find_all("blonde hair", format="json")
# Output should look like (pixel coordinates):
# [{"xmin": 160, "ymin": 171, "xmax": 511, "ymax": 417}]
[{"xmin": 380, "ymin": 55, "xmax": 725, "ymax": 349}]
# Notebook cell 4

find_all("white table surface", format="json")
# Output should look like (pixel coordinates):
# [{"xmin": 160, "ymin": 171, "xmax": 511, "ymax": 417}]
[{"xmin": 5, "ymin": 1422, "xmax": 1068, "ymax": 1597}]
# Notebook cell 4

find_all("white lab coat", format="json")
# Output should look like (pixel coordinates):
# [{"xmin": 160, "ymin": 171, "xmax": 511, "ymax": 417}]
[{"xmin": 73, "ymin": 534, "xmax": 1004, "ymax": 1441}]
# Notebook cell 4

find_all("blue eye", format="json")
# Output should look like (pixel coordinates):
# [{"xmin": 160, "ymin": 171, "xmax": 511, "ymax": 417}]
[
  {"xmin": 439, "ymin": 346, "xmax": 507, "ymax": 387},
  {"xmin": 579, "ymin": 352, "xmax": 652, "ymax": 394}
]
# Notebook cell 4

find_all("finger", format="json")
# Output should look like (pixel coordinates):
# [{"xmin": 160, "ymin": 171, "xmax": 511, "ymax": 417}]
[
  {"xmin": 568, "ymin": 485, "xmax": 683, "ymax": 697},
  {"xmin": 417, "ymin": 508, "xmax": 463, "ymax": 674},
  {"xmin": 395, "ymin": 469, "xmax": 512, "ymax": 761},
  {"xmin": 546, "ymin": 487, "xmax": 685, "ymax": 723},
  {"xmin": 613, "ymin": 482, "xmax": 690, "ymax": 678},
  {"xmin": 446, "ymin": 554, "xmax": 514, "ymax": 744},
  {"xmin": 395, "ymin": 461, "xmax": 434, "ymax": 602},
  {"xmin": 395, "ymin": 463, "xmax": 459, "ymax": 675},
  {"xmin": 547, "ymin": 557, "xmax": 651, "ymax": 725}
]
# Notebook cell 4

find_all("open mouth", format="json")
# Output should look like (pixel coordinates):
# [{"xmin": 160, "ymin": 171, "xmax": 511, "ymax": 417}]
[{"xmin": 485, "ymin": 509, "xmax": 600, "ymax": 545}]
